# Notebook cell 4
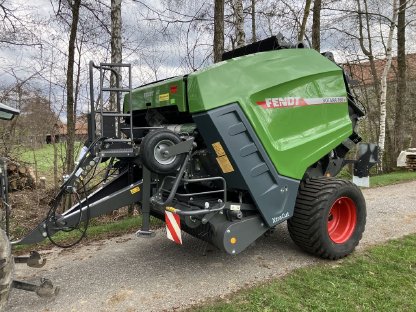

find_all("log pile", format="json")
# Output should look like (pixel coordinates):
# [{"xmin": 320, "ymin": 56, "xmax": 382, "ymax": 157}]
[
  {"xmin": 6, "ymin": 161, "xmax": 36, "ymax": 191},
  {"xmin": 406, "ymin": 154, "xmax": 416, "ymax": 169}
]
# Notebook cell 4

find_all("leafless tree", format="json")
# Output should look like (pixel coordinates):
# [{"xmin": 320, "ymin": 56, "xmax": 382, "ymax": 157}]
[
  {"xmin": 394, "ymin": 0, "xmax": 407, "ymax": 157},
  {"xmin": 298, "ymin": 0, "xmax": 312, "ymax": 42},
  {"xmin": 233, "ymin": 0, "xmax": 246, "ymax": 47},
  {"xmin": 64, "ymin": 0, "xmax": 82, "ymax": 173},
  {"xmin": 312, "ymin": 0, "xmax": 322, "ymax": 51},
  {"xmin": 214, "ymin": 0, "xmax": 225, "ymax": 62},
  {"xmin": 110, "ymin": 0, "xmax": 122, "ymax": 111},
  {"xmin": 251, "ymin": 0, "xmax": 257, "ymax": 42},
  {"xmin": 377, "ymin": 0, "xmax": 398, "ymax": 171},
  {"xmin": 0, "ymin": 0, "xmax": 40, "ymax": 47}
]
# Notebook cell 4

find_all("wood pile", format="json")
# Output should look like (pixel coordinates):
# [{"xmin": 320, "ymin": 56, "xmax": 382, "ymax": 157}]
[
  {"xmin": 406, "ymin": 154, "xmax": 416, "ymax": 169},
  {"xmin": 6, "ymin": 161, "xmax": 36, "ymax": 191}
]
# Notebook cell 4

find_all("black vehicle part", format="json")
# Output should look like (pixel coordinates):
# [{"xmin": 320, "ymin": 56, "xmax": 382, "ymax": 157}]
[
  {"xmin": 209, "ymin": 213, "xmax": 268, "ymax": 254},
  {"xmin": 0, "ymin": 229, "xmax": 13, "ymax": 312},
  {"xmin": 141, "ymin": 129, "xmax": 185, "ymax": 175},
  {"xmin": 150, "ymin": 200, "xmax": 268, "ymax": 255},
  {"xmin": 353, "ymin": 143, "xmax": 378, "ymax": 178},
  {"xmin": 288, "ymin": 177, "xmax": 366, "ymax": 260},
  {"xmin": 221, "ymin": 33, "xmax": 301, "ymax": 61},
  {"xmin": 154, "ymin": 175, "xmax": 226, "ymax": 211}
]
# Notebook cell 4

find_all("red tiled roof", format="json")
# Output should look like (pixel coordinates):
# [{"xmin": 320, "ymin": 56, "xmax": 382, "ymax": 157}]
[
  {"xmin": 53, "ymin": 117, "xmax": 88, "ymax": 135},
  {"xmin": 343, "ymin": 53, "xmax": 416, "ymax": 86}
]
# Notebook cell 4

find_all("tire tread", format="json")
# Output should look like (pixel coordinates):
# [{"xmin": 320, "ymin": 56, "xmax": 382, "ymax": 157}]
[{"xmin": 288, "ymin": 177, "xmax": 366, "ymax": 260}]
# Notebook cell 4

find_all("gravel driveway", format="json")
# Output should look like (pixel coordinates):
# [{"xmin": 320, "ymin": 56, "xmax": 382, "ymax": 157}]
[{"xmin": 7, "ymin": 181, "xmax": 416, "ymax": 312}]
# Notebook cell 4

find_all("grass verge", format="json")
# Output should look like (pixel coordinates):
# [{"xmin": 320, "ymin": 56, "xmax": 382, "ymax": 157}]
[
  {"xmin": 194, "ymin": 234, "xmax": 416, "ymax": 312},
  {"xmin": 370, "ymin": 171, "xmax": 416, "ymax": 187},
  {"xmin": 19, "ymin": 142, "xmax": 84, "ymax": 173}
]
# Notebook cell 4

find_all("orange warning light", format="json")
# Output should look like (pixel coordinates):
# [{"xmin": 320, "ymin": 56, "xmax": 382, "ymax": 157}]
[{"xmin": 230, "ymin": 237, "xmax": 237, "ymax": 245}]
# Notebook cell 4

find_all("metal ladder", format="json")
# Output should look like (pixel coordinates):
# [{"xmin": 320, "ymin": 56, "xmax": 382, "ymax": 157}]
[{"xmin": 89, "ymin": 61, "xmax": 137, "ymax": 158}]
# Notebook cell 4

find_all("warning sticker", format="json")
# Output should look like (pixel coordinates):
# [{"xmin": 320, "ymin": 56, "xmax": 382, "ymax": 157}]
[
  {"xmin": 130, "ymin": 186, "xmax": 141, "ymax": 194},
  {"xmin": 159, "ymin": 93, "xmax": 170, "ymax": 102},
  {"xmin": 165, "ymin": 210, "xmax": 182, "ymax": 244},
  {"xmin": 212, "ymin": 142, "xmax": 225, "ymax": 157},
  {"xmin": 216, "ymin": 155, "xmax": 234, "ymax": 173}
]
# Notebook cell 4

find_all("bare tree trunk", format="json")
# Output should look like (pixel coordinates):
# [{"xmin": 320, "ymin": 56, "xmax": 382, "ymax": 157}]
[
  {"xmin": 312, "ymin": 0, "xmax": 321, "ymax": 51},
  {"xmin": 361, "ymin": 0, "xmax": 381, "ymax": 100},
  {"xmin": 298, "ymin": 0, "xmax": 312, "ymax": 42},
  {"xmin": 251, "ymin": 0, "xmax": 256, "ymax": 43},
  {"xmin": 234, "ymin": 0, "xmax": 245, "ymax": 48},
  {"xmin": 74, "ymin": 37, "xmax": 83, "ymax": 119},
  {"xmin": 32, "ymin": 149, "xmax": 38, "ymax": 186},
  {"xmin": 395, "ymin": 0, "xmax": 406, "ymax": 156},
  {"xmin": 378, "ymin": 0, "xmax": 398, "ymax": 172},
  {"xmin": 213, "ymin": 0, "xmax": 224, "ymax": 63},
  {"xmin": 65, "ymin": 0, "xmax": 81, "ymax": 174},
  {"xmin": 48, "ymin": 49, "xmax": 59, "ymax": 189},
  {"xmin": 356, "ymin": 0, "xmax": 382, "ymax": 143},
  {"xmin": 53, "ymin": 135, "xmax": 58, "ymax": 188},
  {"xmin": 110, "ymin": 0, "xmax": 122, "ymax": 111}
]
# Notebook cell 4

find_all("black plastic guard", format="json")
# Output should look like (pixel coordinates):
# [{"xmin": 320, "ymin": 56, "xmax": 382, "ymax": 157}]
[
  {"xmin": 193, "ymin": 104, "xmax": 299, "ymax": 227},
  {"xmin": 354, "ymin": 143, "xmax": 378, "ymax": 177}
]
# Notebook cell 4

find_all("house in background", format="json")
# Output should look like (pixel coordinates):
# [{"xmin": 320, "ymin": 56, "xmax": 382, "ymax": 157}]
[
  {"xmin": 46, "ymin": 116, "xmax": 88, "ymax": 144},
  {"xmin": 343, "ymin": 54, "xmax": 416, "ymax": 169}
]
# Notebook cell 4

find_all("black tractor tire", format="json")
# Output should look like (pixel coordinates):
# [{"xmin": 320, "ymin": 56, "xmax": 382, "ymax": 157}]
[
  {"xmin": 288, "ymin": 177, "xmax": 366, "ymax": 260},
  {"xmin": 141, "ymin": 129, "xmax": 185, "ymax": 175},
  {"xmin": 0, "ymin": 229, "xmax": 13, "ymax": 311}
]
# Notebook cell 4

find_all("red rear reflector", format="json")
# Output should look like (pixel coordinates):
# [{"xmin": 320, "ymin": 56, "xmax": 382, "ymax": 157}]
[{"xmin": 170, "ymin": 85, "xmax": 178, "ymax": 94}]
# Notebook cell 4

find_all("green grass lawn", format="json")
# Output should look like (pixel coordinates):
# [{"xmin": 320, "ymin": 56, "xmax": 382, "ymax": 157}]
[
  {"xmin": 19, "ymin": 142, "xmax": 83, "ymax": 175},
  {"xmin": 370, "ymin": 171, "xmax": 416, "ymax": 187},
  {"xmin": 194, "ymin": 234, "xmax": 416, "ymax": 312}
]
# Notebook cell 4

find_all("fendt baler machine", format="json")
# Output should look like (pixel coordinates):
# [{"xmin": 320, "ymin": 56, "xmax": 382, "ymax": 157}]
[{"xmin": 1, "ymin": 35, "xmax": 377, "ymax": 308}]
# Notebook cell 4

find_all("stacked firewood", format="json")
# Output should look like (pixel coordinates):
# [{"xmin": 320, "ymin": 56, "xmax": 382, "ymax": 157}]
[
  {"xmin": 7, "ymin": 161, "xmax": 36, "ymax": 191},
  {"xmin": 406, "ymin": 154, "xmax": 416, "ymax": 169}
]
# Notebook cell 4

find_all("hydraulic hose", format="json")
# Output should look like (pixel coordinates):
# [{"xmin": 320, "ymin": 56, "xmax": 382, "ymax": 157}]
[{"xmin": 151, "ymin": 153, "xmax": 191, "ymax": 207}]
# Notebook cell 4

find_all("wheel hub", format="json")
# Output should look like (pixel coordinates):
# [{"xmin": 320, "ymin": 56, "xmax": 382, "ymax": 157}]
[
  {"xmin": 154, "ymin": 139, "xmax": 176, "ymax": 165},
  {"xmin": 327, "ymin": 197, "xmax": 357, "ymax": 244}
]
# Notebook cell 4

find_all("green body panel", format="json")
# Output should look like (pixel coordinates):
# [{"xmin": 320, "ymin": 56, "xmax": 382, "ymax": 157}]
[
  {"xmin": 125, "ymin": 49, "xmax": 352, "ymax": 180},
  {"xmin": 124, "ymin": 76, "xmax": 187, "ymax": 112}
]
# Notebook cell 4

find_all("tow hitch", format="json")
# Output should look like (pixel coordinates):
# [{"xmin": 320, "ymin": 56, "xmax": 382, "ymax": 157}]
[
  {"xmin": 12, "ymin": 278, "xmax": 59, "ymax": 298},
  {"xmin": 14, "ymin": 251, "xmax": 46, "ymax": 268},
  {"xmin": 12, "ymin": 251, "xmax": 59, "ymax": 298}
]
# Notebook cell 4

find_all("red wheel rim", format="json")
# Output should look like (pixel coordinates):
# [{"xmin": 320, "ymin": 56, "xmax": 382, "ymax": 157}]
[{"xmin": 327, "ymin": 197, "xmax": 357, "ymax": 244}]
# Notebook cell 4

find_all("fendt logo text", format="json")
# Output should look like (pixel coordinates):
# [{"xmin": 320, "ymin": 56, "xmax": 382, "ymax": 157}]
[{"xmin": 256, "ymin": 97, "xmax": 347, "ymax": 109}]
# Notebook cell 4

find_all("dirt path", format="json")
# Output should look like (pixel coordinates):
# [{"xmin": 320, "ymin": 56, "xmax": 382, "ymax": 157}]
[{"xmin": 7, "ymin": 181, "xmax": 416, "ymax": 312}]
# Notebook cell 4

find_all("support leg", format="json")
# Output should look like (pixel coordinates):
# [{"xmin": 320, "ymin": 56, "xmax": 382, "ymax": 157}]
[
  {"xmin": 136, "ymin": 167, "xmax": 155, "ymax": 237},
  {"xmin": 127, "ymin": 163, "xmax": 134, "ymax": 215}
]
